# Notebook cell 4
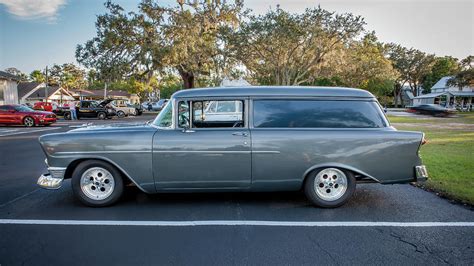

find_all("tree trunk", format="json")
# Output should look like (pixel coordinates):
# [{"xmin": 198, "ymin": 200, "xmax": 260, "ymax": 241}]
[{"xmin": 177, "ymin": 67, "xmax": 195, "ymax": 89}]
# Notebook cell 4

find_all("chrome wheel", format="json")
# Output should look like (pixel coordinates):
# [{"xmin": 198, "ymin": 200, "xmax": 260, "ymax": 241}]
[
  {"xmin": 80, "ymin": 167, "xmax": 115, "ymax": 201},
  {"xmin": 314, "ymin": 168, "xmax": 348, "ymax": 201},
  {"xmin": 24, "ymin": 117, "xmax": 34, "ymax": 127}
]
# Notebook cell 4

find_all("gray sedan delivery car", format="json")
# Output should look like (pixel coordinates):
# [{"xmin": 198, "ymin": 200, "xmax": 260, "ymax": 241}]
[{"xmin": 37, "ymin": 86, "xmax": 428, "ymax": 207}]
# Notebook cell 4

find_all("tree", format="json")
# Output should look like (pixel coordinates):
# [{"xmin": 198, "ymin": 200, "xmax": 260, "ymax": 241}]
[
  {"xmin": 422, "ymin": 56, "xmax": 460, "ymax": 93},
  {"xmin": 76, "ymin": 0, "xmax": 243, "ymax": 89},
  {"xmin": 447, "ymin": 69, "xmax": 474, "ymax": 90},
  {"xmin": 337, "ymin": 33, "xmax": 398, "ymax": 97},
  {"xmin": 460, "ymin": 55, "xmax": 473, "ymax": 70},
  {"xmin": 29, "ymin": 70, "xmax": 45, "ymax": 83},
  {"xmin": 233, "ymin": 7, "xmax": 365, "ymax": 85},
  {"xmin": 48, "ymin": 63, "xmax": 87, "ymax": 90},
  {"xmin": 385, "ymin": 44, "xmax": 435, "ymax": 106},
  {"xmin": 4, "ymin": 67, "xmax": 27, "ymax": 80}
]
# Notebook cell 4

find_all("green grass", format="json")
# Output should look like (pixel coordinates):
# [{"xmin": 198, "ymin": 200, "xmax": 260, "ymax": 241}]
[
  {"xmin": 389, "ymin": 113, "xmax": 474, "ymax": 204},
  {"xmin": 387, "ymin": 112, "xmax": 474, "ymax": 124}
]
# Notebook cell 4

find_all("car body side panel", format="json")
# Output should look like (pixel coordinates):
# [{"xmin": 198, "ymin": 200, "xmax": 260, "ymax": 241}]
[
  {"xmin": 39, "ymin": 126, "xmax": 156, "ymax": 193},
  {"xmin": 250, "ymin": 128, "xmax": 423, "ymax": 190}
]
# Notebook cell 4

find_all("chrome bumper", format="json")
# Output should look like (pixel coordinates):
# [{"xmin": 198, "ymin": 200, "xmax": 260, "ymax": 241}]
[
  {"xmin": 415, "ymin": 165, "xmax": 429, "ymax": 182},
  {"xmin": 37, "ymin": 167, "xmax": 66, "ymax": 189}
]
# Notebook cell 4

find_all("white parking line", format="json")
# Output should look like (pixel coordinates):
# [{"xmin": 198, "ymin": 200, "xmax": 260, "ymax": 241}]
[
  {"xmin": 0, "ymin": 220, "xmax": 473, "ymax": 227},
  {"xmin": 0, "ymin": 127, "xmax": 61, "ymax": 137}
]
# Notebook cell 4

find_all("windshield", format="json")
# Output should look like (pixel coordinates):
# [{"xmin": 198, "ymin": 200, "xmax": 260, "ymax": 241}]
[
  {"xmin": 14, "ymin": 105, "xmax": 34, "ymax": 112},
  {"xmin": 152, "ymin": 100, "xmax": 173, "ymax": 128}
]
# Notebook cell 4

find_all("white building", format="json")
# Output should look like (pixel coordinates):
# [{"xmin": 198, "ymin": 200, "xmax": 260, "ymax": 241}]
[
  {"xmin": 0, "ymin": 70, "xmax": 20, "ymax": 105},
  {"xmin": 18, "ymin": 82, "xmax": 75, "ymax": 105},
  {"xmin": 413, "ymin": 76, "xmax": 474, "ymax": 110}
]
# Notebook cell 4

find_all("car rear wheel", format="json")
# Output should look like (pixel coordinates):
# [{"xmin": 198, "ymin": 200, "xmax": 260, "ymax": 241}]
[
  {"xmin": 71, "ymin": 160, "xmax": 124, "ymax": 207},
  {"xmin": 117, "ymin": 110, "xmax": 125, "ymax": 118},
  {"xmin": 304, "ymin": 167, "xmax": 355, "ymax": 208},
  {"xmin": 97, "ymin": 112, "xmax": 106, "ymax": 120},
  {"xmin": 23, "ymin": 116, "xmax": 35, "ymax": 127}
]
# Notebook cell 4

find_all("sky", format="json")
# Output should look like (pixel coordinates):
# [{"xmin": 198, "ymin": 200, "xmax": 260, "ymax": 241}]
[{"xmin": 0, "ymin": 0, "xmax": 473, "ymax": 74}]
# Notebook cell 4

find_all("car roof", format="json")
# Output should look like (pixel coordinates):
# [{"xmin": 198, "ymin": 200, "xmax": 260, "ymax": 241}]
[{"xmin": 172, "ymin": 86, "xmax": 375, "ymax": 99}]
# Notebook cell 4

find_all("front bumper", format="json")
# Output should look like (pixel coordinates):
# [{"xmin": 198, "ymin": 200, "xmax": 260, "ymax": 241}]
[
  {"xmin": 415, "ymin": 165, "xmax": 429, "ymax": 182},
  {"xmin": 37, "ymin": 167, "xmax": 66, "ymax": 189}
]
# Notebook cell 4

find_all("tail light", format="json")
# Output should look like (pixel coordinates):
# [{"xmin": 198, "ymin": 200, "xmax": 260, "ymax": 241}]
[{"xmin": 421, "ymin": 134, "xmax": 428, "ymax": 145}]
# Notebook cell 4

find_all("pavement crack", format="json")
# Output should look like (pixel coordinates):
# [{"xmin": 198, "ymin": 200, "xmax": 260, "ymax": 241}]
[
  {"xmin": 389, "ymin": 232, "xmax": 424, "ymax": 254},
  {"xmin": 307, "ymin": 234, "xmax": 339, "ymax": 264},
  {"xmin": 0, "ymin": 188, "xmax": 41, "ymax": 208}
]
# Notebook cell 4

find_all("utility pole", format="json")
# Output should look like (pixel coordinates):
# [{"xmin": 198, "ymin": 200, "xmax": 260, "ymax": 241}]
[{"xmin": 45, "ymin": 66, "xmax": 49, "ymax": 103}]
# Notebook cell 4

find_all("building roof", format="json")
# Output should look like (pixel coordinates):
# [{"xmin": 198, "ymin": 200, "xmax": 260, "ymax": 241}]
[
  {"xmin": 17, "ymin": 82, "xmax": 43, "ymax": 98},
  {"xmin": 172, "ymin": 86, "xmax": 374, "ymax": 99},
  {"xmin": 450, "ymin": 91, "xmax": 474, "ymax": 97},
  {"xmin": 26, "ymin": 86, "xmax": 60, "ymax": 99},
  {"xmin": 413, "ymin": 92, "xmax": 447, "ymax": 99},
  {"xmin": 0, "ymin": 70, "xmax": 21, "ymax": 81},
  {"xmin": 431, "ymin": 76, "xmax": 453, "ymax": 91}
]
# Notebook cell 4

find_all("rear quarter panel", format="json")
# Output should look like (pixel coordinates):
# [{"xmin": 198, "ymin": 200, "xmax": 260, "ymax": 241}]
[{"xmin": 251, "ymin": 128, "xmax": 423, "ymax": 190}]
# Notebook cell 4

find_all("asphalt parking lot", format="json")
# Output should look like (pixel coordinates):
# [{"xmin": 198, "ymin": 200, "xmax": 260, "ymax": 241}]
[{"xmin": 0, "ymin": 114, "xmax": 473, "ymax": 265}]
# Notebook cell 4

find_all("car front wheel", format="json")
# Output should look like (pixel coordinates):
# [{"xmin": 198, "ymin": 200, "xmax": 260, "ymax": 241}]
[
  {"xmin": 71, "ymin": 160, "xmax": 124, "ymax": 207},
  {"xmin": 23, "ymin": 116, "xmax": 35, "ymax": 127},
  {"xmin": 304, "ymin": 167, "xmax": 355, "ymax": 208},
  {"xmin": 97, "ymin": 112, "xmax": 106, "ymax": 120}
]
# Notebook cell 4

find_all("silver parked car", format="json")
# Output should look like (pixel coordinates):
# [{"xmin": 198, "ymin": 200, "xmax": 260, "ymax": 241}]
[{"xmin": 37, "ymin": 86, "xmax": 428, "ymax": 207}]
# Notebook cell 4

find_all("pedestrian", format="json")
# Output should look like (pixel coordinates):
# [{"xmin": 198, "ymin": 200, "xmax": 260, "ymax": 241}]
[
  {"xmin": 69, "ymin": 101, "xmax": 78, "ymax": 120},
  {"xmin": 147, "ymin": 102, "xmax": 152, "ymax": 111}
]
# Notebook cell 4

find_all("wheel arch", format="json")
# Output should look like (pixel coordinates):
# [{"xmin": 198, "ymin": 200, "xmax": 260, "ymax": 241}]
[
  {"xmin": 302, "ymin": 163, "xmax": 380, "ymax": 184},
  {"xmin": 63, "ymin": 157, "xmax": 150, "ymax": 193}
]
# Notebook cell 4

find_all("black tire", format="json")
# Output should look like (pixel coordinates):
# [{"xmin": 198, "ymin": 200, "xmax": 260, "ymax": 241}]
[
  {"xmin": 71, "ymin": 160, "xmax": 124, "ymax": 207},
  {"xmin": 97, "ymin": 112, "xmax": 106, "ymax": 120},
  {"xmin": 304, "ymin": 168, "xmax": 356, "ymax": 208},
  {"xmin": 23, "ymin": 116, "xmax": 35, "ymax": 127},
  {"xmin": 117, "ymin": 110, "xmax": 125, "ymax": 118},
  {"xmin": 64, "ymin": 112, "xmax": 71, "ymax": 120}
]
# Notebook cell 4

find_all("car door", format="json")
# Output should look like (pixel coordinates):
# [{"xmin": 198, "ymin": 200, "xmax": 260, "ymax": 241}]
[
  {"xmin": 78, "ymin": 101, "xmax": 94, "ymax": 118},
  {"xmin": 152, "ymin": 98, "xmax": 251, "ymax": 189},
  {"xmin": 0, "ymin": 105, "xmax": 10, "ymax": 124}
]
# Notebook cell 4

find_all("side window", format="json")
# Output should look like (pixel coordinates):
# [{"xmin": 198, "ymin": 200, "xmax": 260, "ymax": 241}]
[
  {"xmin": 177, "ymin": 101, "xmax": 191, "ymax": 128},
  {"xmin": 192, "ymin": 100, "xmax": 244, "ymax": 128},
  {"xmin": 253, "ymin": 100, "xmax": 387, "ymax": 128},
  {"xmin": 81, "ymin": 102, "xmax": 90, "ymax": 108},
  {"xmin": 0, "ymin": 106, "xmax": 10, "ymax": 111}
]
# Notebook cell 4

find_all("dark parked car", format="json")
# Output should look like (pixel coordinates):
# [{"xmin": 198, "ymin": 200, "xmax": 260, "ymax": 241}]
[
  {"xmin": 37, "ymin": 86, "xmax": 428, "ymax": 208},
  {"xmin": 407, "ymin": 104, "xmax": 455, "ymax": 117},
  {"xmin": 0, "ymin": 104, "xmax": 57, "ymax": 127},
  {"xmin": 64, "ymin": 99, "xmax": 116, "ymax": 120}
]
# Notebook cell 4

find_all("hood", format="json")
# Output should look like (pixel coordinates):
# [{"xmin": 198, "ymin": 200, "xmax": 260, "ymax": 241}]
[
  {"xmin": 98, "ymin": 99, "xmax": 113, "ymax": 107},
  {"xmin": 25, "ymin": 110, "xmax": 54, "ymax": 116}
]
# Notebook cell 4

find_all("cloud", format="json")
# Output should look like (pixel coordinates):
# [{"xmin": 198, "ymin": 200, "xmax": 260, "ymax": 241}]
[{"xmin": 0, "ymin": 0, "xmax": 66, "ymax": 21}]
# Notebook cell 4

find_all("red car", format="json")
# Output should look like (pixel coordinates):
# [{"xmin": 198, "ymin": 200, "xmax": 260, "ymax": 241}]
[{"xmin": 0, "ymin": 104, "xmax": 57, "ymax": 127}]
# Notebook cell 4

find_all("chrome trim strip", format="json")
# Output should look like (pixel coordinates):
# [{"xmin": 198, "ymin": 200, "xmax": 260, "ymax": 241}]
[
  {"xmin": 54, "ymin": 151, "xmax": 151, "ymax": 155},
  {"xmin": 253, "ymin": 151, "xmax": 281, "ymax": 154},
  {"xmin": 152, "ymin": 150, "xmax": 251, "ymax": 154}
]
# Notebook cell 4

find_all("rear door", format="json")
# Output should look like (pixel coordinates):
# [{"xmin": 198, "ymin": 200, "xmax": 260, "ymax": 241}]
[{"xmin": 152, "ymin": 98, "xmax": 251, "ymax": 189}]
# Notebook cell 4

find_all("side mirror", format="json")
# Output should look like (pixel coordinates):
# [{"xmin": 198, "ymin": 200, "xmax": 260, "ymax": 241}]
[{"xmin": 181, "ymin": 125, "xmax": 195, "ymax": 133}]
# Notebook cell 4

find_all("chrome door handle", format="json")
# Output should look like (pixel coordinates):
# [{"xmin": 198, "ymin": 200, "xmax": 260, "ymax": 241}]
[{"xmin": 232, "ymin": 132, "xmax": 248, "ymax": 137}]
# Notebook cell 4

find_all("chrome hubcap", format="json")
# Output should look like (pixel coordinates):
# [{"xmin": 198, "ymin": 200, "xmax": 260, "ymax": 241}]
[
  {"xmin": 80, "ymin": 167, "xmax": 115, "ymax": 200},
  {"xmin": 314, "ymin": 168, "xmax": 347, "ymax": 201},
  {"xmin": 24, "ymin": 117, "xmax": 34, "ymax": 126}
]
